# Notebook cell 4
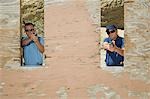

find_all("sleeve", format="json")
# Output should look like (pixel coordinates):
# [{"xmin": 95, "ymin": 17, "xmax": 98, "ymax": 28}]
[
  {"xmin": 21, "ymin": 36, "xmax": 28, "ymax": 47},
  {"xmin": 39, "ymin": 37, "xmax": 44, "ymax": 46},
  {"xmin": 103, "ymin": 38, "xmax": 109, "ymax": 43},
  {"xmin": 121, "ymin": 38, "xmax": 124, "ymax": 48}
]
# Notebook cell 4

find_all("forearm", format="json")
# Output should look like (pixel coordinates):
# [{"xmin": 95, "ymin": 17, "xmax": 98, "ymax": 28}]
[
  {"xmin": 21, "ymin": 38, "xmax": 32, "ymax": 46},
  {"xmin": 115, "ymin": 47, "xmax": 124, "ymax": 56},
  {"xmin": 35, "ymin": 41, "xmax": 45, "ymax": 53}
]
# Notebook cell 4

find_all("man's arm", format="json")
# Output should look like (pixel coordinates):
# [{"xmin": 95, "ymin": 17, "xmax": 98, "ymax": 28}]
[
  {"xmin": 31, "ymin": 34, "xmax": 44, "ymax": 53},
  {"xmin": 102, "ymin": 41, "xmax": 124, "ymax": 56},
  {"xmin": 112, "ymin": 40, "xmax": 124, "ymax": 56},
  {"xmin": 102, "ymin": 42, "xmax": 110, "ymax": 50},
  {"xmin": 114, "ymin": 47, "xmax": 124, "ymax": 56},
  {"xmin": 34, "ymin": 40, "xmax": 45, "ymax": 53}
]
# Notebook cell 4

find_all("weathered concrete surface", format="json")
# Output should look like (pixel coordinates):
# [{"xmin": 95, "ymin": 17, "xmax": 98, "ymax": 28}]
[
  {"xmin": 0, "ymin": 0, "xmax": 44, "ymax": 67},
  {"xmin": 21, "ymin": 0, "xmax": 44, "ymax": 36},
  {"xmin": 101, "ymin": 0, "xmax": 124, "ymax": 29},
  {"xmin": 101, "ymin": 0, "xmax": 150, "ymax": 83},
  {"xmin": 100, "ymin": 0, "xmax": 150, "ymax": 98},
  {"xmin": 0, "ymin": 0, "xmax": 150, "ymax": 99},
  {"xmin": 124, "ymin": 0, "xmax": 150, "ymax": 84},
  {"xmin": 0, "ymin": 0, "xmax": 20, "ymax": 67}
]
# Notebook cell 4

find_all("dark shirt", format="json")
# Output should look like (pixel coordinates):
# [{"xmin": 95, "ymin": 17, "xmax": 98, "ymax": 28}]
[
  {"xmin": 104, "ymin": 36, "xmax": 124, "ymax": 66},
  {"xmin": 22, "ymin": 36, "xmax": 44, "ymax": 66}
]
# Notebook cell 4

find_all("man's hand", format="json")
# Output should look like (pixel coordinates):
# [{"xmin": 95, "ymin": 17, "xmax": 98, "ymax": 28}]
[
  {"xmin": 30, "ymin": 33, "xmax": 38, "ymax": 42},
  {"xmin": 103, "ymin": 41, "xmax": 124, "ymax": 56},
  {"xmin": 103, "ymin": 41, "xmax": 116, "ymax": 52},
  {"xmin": 103, "ymin": 42, "xmax": 109, "ymax": 49},
  {"xmin": 29, "ymin": 33, "xmax": 44, "ymax": 53},
  {"xmin": 107, "ymin": 44, "xmax": 116, "ymax": 52}
]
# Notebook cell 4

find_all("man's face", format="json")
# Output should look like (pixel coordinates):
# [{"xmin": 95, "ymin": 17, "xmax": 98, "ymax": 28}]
[
  {"xmin": 108, "ymin": 30, "xmax": 118, "ymax": 40},
  {"xmin": 24, "ymin": 25, "xmax": 35, "ymax": 38}
]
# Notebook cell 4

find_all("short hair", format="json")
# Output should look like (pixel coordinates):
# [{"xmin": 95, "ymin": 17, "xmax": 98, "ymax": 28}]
[{"xmin": 24, "ymin": 22, "xmax": 35, "ymax": 27}]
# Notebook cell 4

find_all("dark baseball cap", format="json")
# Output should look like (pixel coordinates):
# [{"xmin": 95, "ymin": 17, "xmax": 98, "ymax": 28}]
[{"xmin": 106, "ymin": 24, "xmax": 117, "ymax": 32}]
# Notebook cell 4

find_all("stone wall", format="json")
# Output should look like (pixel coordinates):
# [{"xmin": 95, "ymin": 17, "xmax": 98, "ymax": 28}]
[
  {"xmin": 0, "ymin": 0, "xmax": 20, "ymax": 67},
  {"xmin": 0, "ymin": 0, "xmax": 150, "ymax": 81},
  {"xmin": 124, "ymin": 0, "xmax": 150, "ymax": 83},
  {"xmin": 21, "ymin": 0, "xmax": 44, "ymax": 36},
  {"xmin": 101, "ymin": 0, "xmax": 150, "ymax": 83},
  {"xmin": 101, "ymin": 0, "xmax": 124, "ymax": 29},
  {"xmin": 0, "ymin": 0, "xmax": 44, "ymax": 68}
]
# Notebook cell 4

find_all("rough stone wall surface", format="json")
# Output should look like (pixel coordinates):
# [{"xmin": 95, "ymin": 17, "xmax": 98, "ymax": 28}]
[
  {"xmin": 101, "ymin": 0, "xmax": 123, "ymax": 8},
  {"xmin": 86, "ymin": 0, "xmax": 100, "ymax": 25},
  {"xmin": 0, "ymin": 0, "xmax": 149, "ymax": 98},
  {"xmin": 124, "ymin": 0, "xmax": 150, "ymax": 83},
  {"xmin": 101, "ymin": 0, "xmax": 150, "ymax": 84},
  {"xmin": 101, "ymin": 0, "xmax": 124, "ymax": 29},
  {"xmin": 0, "ymin": 0, "xmax": 20, "ymax": 67},
  {"xmin": 0, "ymin": 0, "xmax": 149, "ymax": 83},
  {"xmin": 21, "ymin": 0, "xmax": 44, "ymax": 37}
]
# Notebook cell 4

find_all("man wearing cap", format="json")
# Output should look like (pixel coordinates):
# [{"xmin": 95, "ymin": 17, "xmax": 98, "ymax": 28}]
[
  {"xmin": 102, "ymin": 24, "xmax": 124, "ymax": 66},
  {"xmin": 21, "ymin": 22, "xmax": 44, "ymax": 66}
]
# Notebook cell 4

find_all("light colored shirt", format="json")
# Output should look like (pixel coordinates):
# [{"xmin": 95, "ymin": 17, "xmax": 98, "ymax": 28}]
[{"xmin": 22, "ymin": 37, "xmax": 44, "ymax": 66}]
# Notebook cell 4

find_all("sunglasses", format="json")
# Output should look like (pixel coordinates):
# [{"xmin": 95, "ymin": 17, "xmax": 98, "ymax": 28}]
[
  {"xmin": 106, "ymin": 30, "xmax": 116, "ymax": 34},
  {"xmin": 25, "ymin": 29, "xmax": 34, "ymax": 32}
]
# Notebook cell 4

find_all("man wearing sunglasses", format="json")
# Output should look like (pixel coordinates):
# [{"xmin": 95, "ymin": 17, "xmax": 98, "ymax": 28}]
[
  {"xmin": 21, "ymin": 22, "xmax": 44, "ymax": 66},
  {"xmin": 102, "ymin": 24, "xmax": 124, "ymax": 66}
]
